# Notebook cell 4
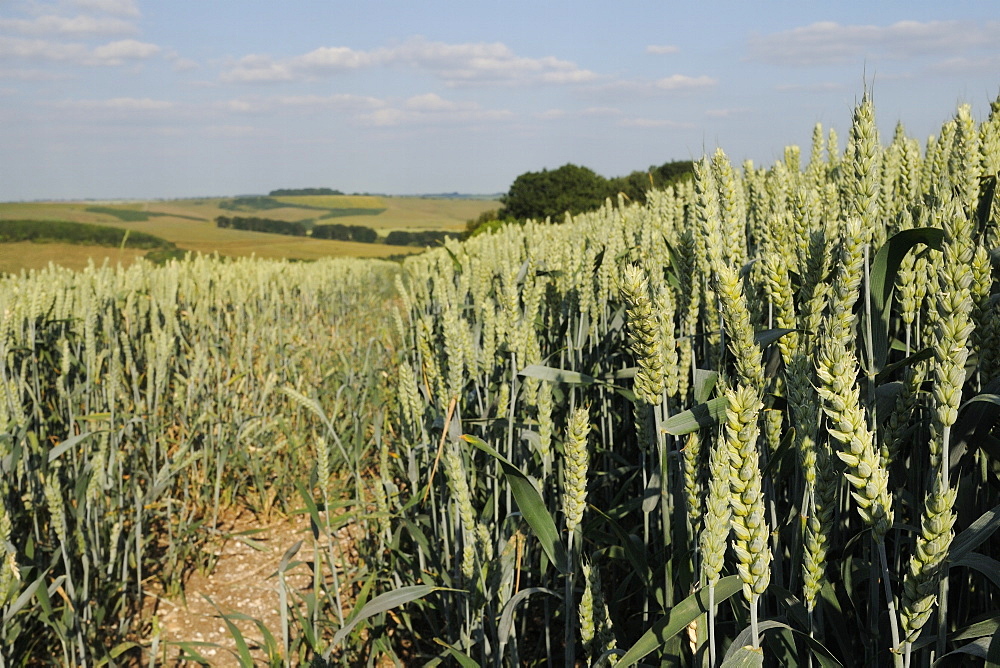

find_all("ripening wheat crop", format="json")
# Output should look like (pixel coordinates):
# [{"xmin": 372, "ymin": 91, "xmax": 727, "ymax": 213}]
[
  {"xmin": 376, "ymin": 92, "xmax": 1000, "ymax": 667},
  {"xmin": 0, "ymin": 254, "xmax": 398, "ymax": 664}
]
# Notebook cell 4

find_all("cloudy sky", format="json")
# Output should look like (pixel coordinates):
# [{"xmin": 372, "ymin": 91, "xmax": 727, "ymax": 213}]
[{"xmin": 1, "ymin": 0, "xmax": 999, "ymax": 200}]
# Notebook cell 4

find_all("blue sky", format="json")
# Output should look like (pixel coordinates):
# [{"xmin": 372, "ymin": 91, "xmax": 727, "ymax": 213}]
[{"xmin": 1, "ymin": 0, "xmax": 998, "ymax": 200}]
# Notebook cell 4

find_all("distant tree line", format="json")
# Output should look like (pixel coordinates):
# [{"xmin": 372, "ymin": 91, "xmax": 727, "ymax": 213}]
[
  {"xmin": 216, "ymin": 216, "xmax": 306, "ymax": 236},
  {"xmin": 318, "ymin": 208, "xmax": 387, "ymax": 219},
  {"xmin": 0, "ymin": 220, "xmax": 175, "ymax": 250},
  {"xmin": 218, "ymin": 197, "xmax": 286, "ymax": 211},
  {"xmin": 311, "ymin": 224, "xmax": 460, "ymax": 246},
  {"xmin": 212, "ymin": 215, "xmax": 457, "ymax": 248},
  {"xmin": 311, "ymin": 223, "xmax": 378, "ymax": 243},
  {"xmin": 85, "ymin": 206, "xmax": 169, "ymax": 222},
  {"xmin": 268, "ymin": 187, "xmax": 344, "ymax": 196}
]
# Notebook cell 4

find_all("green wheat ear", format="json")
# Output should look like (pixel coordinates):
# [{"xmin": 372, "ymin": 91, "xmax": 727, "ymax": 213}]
[
  {"xmin": 619, "ymin": 263, "xmax": 665, "ymax": 405},
  {"xmin": 724, "ymin": 383, "xmax": 771, "ymax": 601},
  {"xmin": 562, "ymin": 406, "xmax": 591, "ymax": 537}
]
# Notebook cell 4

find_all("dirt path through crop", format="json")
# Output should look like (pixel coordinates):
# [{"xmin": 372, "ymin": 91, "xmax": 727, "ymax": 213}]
[{"xmin": 141, "ymin": 509, "xmax": 355, "ymax": 666}]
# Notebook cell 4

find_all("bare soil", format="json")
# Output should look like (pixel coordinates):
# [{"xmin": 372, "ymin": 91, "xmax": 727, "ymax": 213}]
[{"xmin": 140, "ymin": 508, "xmax": 358, "ymax": 666}]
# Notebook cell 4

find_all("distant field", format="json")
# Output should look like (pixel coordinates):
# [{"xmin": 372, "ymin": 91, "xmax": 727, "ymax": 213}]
[
  {"xmin": 0, "ymin": 241, "xmax": 149, "ymax": 274},
  {"xmin": 0, "ymin": 195, "xmax": 497, "ymax": 231},
  {"xmin": 372, "ymin": 197, "xmax": 498, "ymax": 231},
  {"xmin": 272, "ymin": 195, "xmax": 385, "ymax": 209},
  {"xmin": 0, "ymin": 195, "xmax": 498, "ymax": 272}
]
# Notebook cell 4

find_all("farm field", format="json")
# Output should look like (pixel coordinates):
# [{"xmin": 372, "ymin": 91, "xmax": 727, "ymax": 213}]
[
  {"xmin": 0, "ymin": 195, "xmax": 498, "ymax": 273},
  {"xmin": 0, "ymin": 241, "xmax": 150, "ymax": 273},
  {"xmin": 1, "ymin": 94, "xmax": 999, "ymax": 667}
]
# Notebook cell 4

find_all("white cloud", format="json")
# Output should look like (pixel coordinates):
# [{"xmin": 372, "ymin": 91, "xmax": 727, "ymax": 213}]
[
  {"xmin": 360, "ymin": 94, "xmax": 513, "ymax": 127},
  {"xmin": 202, "ymin": 125, "xmax": 259, "ymax": 139},
  {"xmin": 537, "ymin": 106, "xmax": 620, "ymax": 121},
  {"xmin": 403, "ymin": 93, "xmax": 462, "ymax": 111},
  {"xmin": 294, "ymin": 46, "xmax": 376, "ymax": 71},
  {"xmin": 774, "ymin": 82, "xmax": 845, "ymax": 93},
  {"xmin": 220, "ymin": 54, "xmax": 294, "ymax": 83},
  {"xmin": 705, "ymin": 108, "xmax": 752, "ymax": 118},
  {"xmin": 0, "ymin": 36, "xmax": 87, "ymax": 60},
  {"xmin": 539, "ymin": 68, "xmax": 598, "ymax": 84},
  {"xmin": 221, "ymin": 93, "xmax": 385, "ymax": 114},
  {"xmin": 655, "ymin": 74, "xmax": 716, "ymax": 91},
  {"xmin": 219, "ymin": 36, "xmax": 598, "ymax": 87},
  {"xmin": 536, "ymin": 109, "xmax": 567, "ymax": 120},
  {"xmin": 279, "ymin": 93, "xmax": 385, "ymax": 112},
  {"xmin": 0, "ymin": 14, "xmax": 136, "ymax": 36},
  {"xmin": 169, "ymin": 56, "xmax": 198, "ymax": 72},
  {"xmin": 581, "ymin": 106, "xmax": 621, "ymax": 116},
  {"xmin": 929, "ymin": 54, "xmax": 1000, "ymax": 76},
  {"xmin": 646, "ymin": 45, "xmax": 680, "ymax": 55},
  {"xmin": 747, "ymin": 20, "xmax": 1000, "ymax": 66},
  {"xmin": 0, "ymin": 67, "xmax": 68, "ymax": 81},
  {"xmin": 360, "ymin": 104, "xmax": 513, "ymax": 127},
  {"xmin": 619, "ymin": 118, "xmax": 693, "ymax": 129},
  {"xmin": 390, "ymin": 39, "xmax": 598, "ymax": 86},
  {"xmin": 361, "ymin": 108, "xmax": 408, "ymax": 126},
  {"xmin": 221, "ymin": 98, "xmax": 259, "ymax": 114},
  {"xmin": 68, "ymin": 0, "xmax": 140, "ymax": 17},
  {"xmin": 593, "ymin": 74, "xmax": 717, "ymax": 96},
  {"xmin": 0, "ymin": 36, "xmax": 159, "ymax": 66},
  {"xmin": 86, "ymin": 38, "xmax": 159, "ymax": 65},
  {"xmin": 62, "ymin": 97, "xmax": 175, "ymax": 111}
]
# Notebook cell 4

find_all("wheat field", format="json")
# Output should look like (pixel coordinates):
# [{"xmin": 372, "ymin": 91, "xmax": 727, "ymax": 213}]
[
  {"xmin": 377, "ymin": 93, "xmax": 1000, "ymax": 667},
  {"xmin": 2, "ymin": 93, "xmax": 999, "ymax": 666}
]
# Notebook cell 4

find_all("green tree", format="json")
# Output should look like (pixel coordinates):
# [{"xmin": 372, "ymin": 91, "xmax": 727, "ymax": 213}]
[
  {"xmin": 499, "ymin": 164, "xmax": 610, "ymax": 220},
  {"xmin": 609, "ymin": 160, "xmax": 695, "ymax": 205},
  {"xmin": 462, "ymin": 209, "xmax": 513, "ymax": 238}
]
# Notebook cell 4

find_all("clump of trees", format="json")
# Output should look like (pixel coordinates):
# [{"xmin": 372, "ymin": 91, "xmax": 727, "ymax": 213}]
[
  {"xmin": 497, "ymin": 160, "xmax": 694, "ymax": 221},
  {"xmin": 465, "ymin": 160, "xmax": 693, "ymax": 237},
  {"xmin": 385, "ymin": 230, "xmax": 459, "ymax": 247},
  {"xmin": 218, "ymin": 197, "xmax": 286, "ymax": 211},
  {"xmin": 463, "ymin": 209, "xmax": 512, "ymax": 239},
  {"xmin": 311, "ymin": 223, "xmax": 378, "ymax": 243},
  {"xmin": 212, "ymin": 215, "xmax": 457, "ymax": 248},
  {"xmin": 0, "ymin": 220, "xmax": 175, "ymax": 250},
  {"xmin": 499, "ymin": 163, "xmax": 610, "ymax": 221},
  {"xmin": 84, "ymin": 206, "xmax": 168, "ymax": 222},
  {"xmin": 269, "ymin": 187, "xmax": 344, "ymax": 196},
  {"xmin": 318, "ymin": 208, "xmax": 387, "ymax": 219},
  {"xmin": 215, "ymin": 216, "xmax": 306, "ymax": 236}
]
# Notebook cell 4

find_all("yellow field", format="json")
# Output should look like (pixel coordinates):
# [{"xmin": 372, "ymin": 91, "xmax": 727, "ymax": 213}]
[
  {"xmin": 0, "ymin": 196, "xmax": 498, "ymax": 231},
  {"xmin": 272, "ymin": 195, "xmax": 386, "ymax": 209},
  {"xmin": 0, "ymin": 241, "xmax": 149, "ymax": 274},
  {"xmin": 0, "ymin": 195, "xmax": 497, "ymax": 273},
  {"xmin": 373, "ymin": 197, "xmax": 498, "ymax": 231},
  {"xmin": 179, "ymin": 237, "xmax": 421, "ymax": 261}
]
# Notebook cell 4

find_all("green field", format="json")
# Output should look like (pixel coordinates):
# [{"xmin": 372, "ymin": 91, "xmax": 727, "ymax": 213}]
[{"xmin": 0, "ymin": 195, "xmax": 498, "ymax": 272}]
